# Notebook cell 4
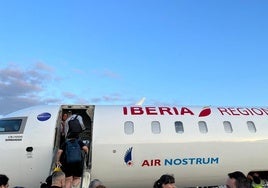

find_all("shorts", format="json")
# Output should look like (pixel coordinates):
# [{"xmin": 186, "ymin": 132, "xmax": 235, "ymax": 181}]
[{"xmin": 62, "ymin": 161, "xmax": 83, "ymax": 177}]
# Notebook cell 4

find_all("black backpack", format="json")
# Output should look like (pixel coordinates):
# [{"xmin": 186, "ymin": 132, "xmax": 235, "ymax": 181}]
[
  {"xmin": 65, "ymin": 139, "xmax": 82, "ymax": 163},
  {"xmin": 68, "ymin": 115, "xmax": 82, "ymax": 134}
]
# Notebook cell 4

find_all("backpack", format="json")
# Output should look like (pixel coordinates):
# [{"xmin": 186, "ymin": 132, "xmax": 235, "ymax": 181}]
[
  {"xmin": 65, "ymin": 139, "xmax": 82, "ymax": 163},
  {"xmin": 68, "ymin": 115, "xmax": 82, "ymax": 134}
]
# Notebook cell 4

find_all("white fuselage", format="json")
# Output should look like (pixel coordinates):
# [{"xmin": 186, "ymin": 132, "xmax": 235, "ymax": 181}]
[{"xmin": 1, "ymin": 105, "xmax": 268, "ymax": 188}]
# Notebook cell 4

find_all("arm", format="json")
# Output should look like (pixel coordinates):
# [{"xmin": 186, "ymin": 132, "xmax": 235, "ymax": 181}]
[
  {"xmin": 77, "ymin": 115, "xmax": 86, "ymax": 130},
  {"xmin": 64, "ymin": 118, "xmax": 70, "ymax": 137},
  {"xmin": 56, "ymin": 149, "xmax": 63, "ymax": 166}
]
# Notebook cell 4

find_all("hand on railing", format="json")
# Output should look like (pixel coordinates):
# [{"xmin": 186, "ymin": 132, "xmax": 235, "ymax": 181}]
[{"xmin": 56, "ymin": 161, "xmax": 62, "ymax": 167}]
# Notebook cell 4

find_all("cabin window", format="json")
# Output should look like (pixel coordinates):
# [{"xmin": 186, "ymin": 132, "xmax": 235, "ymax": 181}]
[
  {"xmin": 124, "ymin": 121, "xmax": 134, "ymax": 135},
  {"xmin": 0, "ymin": 118, "xmax": 26, "ymax": 134},
  {"xmin": 198, "ymin": 121, "xmax": 208, "ymax": 133},
  {"xmin": 247, "ymin": 121, "xmax": 256, "ymax": 133},
  {"xmin": 223, "ymin": 121, "xmax": 233, "ymax": 133},
  {"xmin": 151, "ymin": 121, "xmax": 161, "ymax": 134},
  {"xmin": 175, "ymin": 121, "xmax": 184, "ymax": 134}
]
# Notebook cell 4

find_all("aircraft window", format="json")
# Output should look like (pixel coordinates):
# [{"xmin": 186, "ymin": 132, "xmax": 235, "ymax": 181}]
[
  {"xmin": 223, "ymin": 121, "xmax": 233, "ymax": 133},
  {"xmin": 198, "ymin": 121, "xmax": 208, "ymax": 133},
  {"xmin": 124, "ymin": 121, "xmax": 134, "ymax": 135},
  {"xmin": 247, "ymin": 121, "xmax": 256, "ymax": 133},
  {"xmin": 151, "ymin": 121, "xmax": 161, "ymax": 134},
  {"xmin": 175, "ymin": 121, "xmax": 184, "ymax": 134},
  {"xmin": 0, "ymin": 118, "xmax": 26, "ymax": 134}
]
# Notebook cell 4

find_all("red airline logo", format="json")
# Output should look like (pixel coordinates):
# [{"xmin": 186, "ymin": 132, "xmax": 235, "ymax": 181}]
[
  {"xmin": 123, "ymin": 106, "xmax": 209, "ymax": 116},
  {"xmin": 123, "ymin": 106, "xmax": 268, "ymax": 116}
]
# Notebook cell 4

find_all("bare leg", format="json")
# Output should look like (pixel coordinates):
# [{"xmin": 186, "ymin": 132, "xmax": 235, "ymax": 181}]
[
  {"xmin": 65, "ymin": 176, "xmax": 73, "ymax": 188},
  {"xmin": 72, "ymin": 176, "xmax": 81, "ymax": 188}
]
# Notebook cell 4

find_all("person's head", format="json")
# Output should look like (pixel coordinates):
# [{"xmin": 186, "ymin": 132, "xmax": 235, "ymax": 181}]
[
  {"xmin": 226, "ymin": 171, "xmax": 250, "ymax": 188},
  {"xmin": 89, "ymin": 179, "xmax": 103, "ymax": 188},
  {"xmin": 153, "ymin": 174, "xmax": 176, "ymax": 188},
  {"xmin": 62, "ymin": 113, "xmax": 68, "ymax": 121},
  {"xmin": 51, "ymin": 171, "xmax": 65, "ymax": 187},
  {"xmin": 252, "ymin": 175, "xmax": 262, "ymax": 188},
  {"xmin": 0, "ymin": 174, "xmax": 9, "ymax": 187}
]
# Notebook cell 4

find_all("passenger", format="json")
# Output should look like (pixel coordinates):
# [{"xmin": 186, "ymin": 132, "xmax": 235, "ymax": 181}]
[
  {"xmin": 250, "ymin": 173, "xmax": 264, "ymax": 188},
  {"xmin": 226, "ymin": 171, "xmax": 251, "ymax": 188},
  {"xmin": 51, "ymin": 171, "xmax": 66, "ymax": 188},
  {"xmin": 0, "ymin": 174, "xmax": 9, "ymax": 188},
  {"xmin": 247, "ymin": 172, "xmax": 254, "ymax": 184},
  {"xmin": 89, "ymin": 179, "xmax": 103, "ymax": 188},
  {"xmin": 40, "ymin": 166, "xmax": 62, "ymax": 188},
  {"xmin": 40, "ymin": 174, "xmax": 52, "ymax": 188},
  {"xmin": 153, "ymin": 174, "xmax": 176, "ymax": 188},
  {"xmin": 60, "ymin": 113, "xmax": 68, "ymax": 145},
  {"xmin": 65, "ymin": 111, "xmax": 86, "ymax": 138},
  {"xmin": 56, "ymin": 132, "xmax": 89, "ymax": 188}
]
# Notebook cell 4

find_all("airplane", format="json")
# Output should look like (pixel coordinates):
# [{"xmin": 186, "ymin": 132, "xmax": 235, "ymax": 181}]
[{"xmin": 1, "ymin": 104, "xmax": 268, "ymax": 188}]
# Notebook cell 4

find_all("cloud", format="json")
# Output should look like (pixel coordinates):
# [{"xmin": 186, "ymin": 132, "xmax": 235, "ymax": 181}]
[
  {"xmin": 0, "ymin": 62, "xmax": 55, "ymax": 115},
  {"xmin": 91, "ymin": 93, "xmax": 123, "ymax": 103},
  {"xmin": 33, "ymin": 61, "xmax": 54, "ymax": 72},
  {"xmin": 61, "ymin": 92, "xmax": 90, "ymax": 104},
  {"xmin": 90, "ymin": 93, "xmax": 145, "ymax": 105},
  {"xmin": 62, "ymin": 91, "xmax": 77, "ymax": 99},
  {"xmin": 92, "ymin": 69, "xmax": 121, "ymax": 79},
  {"xmin": 0, "ymin": 63, "xmax": 141, "ymax": 116},
  {"xmin": 72, "ymin": 68, "xmax": 86, "ymax": 75},
  {"xmin": 102, "ymin": 69, "xmax": 120, "ymax": 79}
]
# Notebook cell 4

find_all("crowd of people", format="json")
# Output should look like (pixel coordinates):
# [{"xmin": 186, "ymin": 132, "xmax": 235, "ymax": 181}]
[{"xmin": 1, "ymin": 170, "xmax": 267, "ymax": 188}]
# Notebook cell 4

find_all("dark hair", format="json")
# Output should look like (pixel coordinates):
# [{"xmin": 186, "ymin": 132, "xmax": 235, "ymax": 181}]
[
  {"xmin": 253, "ymin": 175, "xmax": 261, "ymax": 184},
  {"xmin": 45, "ymin": 175, "xmax": 52, "ymax": 186},
  {"xmin": 153, "ymin": 174, "xmax": 175, "ymax": 188},
  {"xmin": 0, "ymin": 174, "xmax": 9, "ymax": 186},
  {"xmin": 228, "ymin": 171, "xmax": 247, "ymax": 180},
  {"xmin": 228, "ymin": 171, "xmax": 251, "ymax": 188}
]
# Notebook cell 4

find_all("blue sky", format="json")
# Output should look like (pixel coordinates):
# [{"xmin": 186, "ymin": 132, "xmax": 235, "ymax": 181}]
[{"xmin": 0, "ymin": 0, "xmax": 267, "ymax": 115}]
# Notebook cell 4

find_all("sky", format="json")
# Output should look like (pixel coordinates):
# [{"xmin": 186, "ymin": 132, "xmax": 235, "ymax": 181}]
[{"xmin": 0, "ymin": 0, "xmax": 268, "ymax": 115}]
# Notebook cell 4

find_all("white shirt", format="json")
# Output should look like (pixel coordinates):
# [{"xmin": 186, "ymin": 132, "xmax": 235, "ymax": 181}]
[{"xmin": 64, "ymin": 114, "xmax": 86, "ymax": 137}]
